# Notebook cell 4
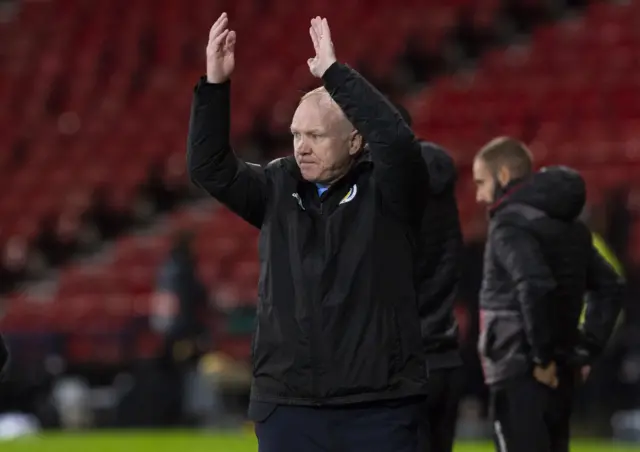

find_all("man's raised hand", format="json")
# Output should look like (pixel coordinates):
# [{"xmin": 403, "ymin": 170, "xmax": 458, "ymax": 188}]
[
  {"xmin": 206, "ymin": 12, "xmax": 236, "ymax": 84},
  {"xmin": 307, "ymin": 17, "xmax": 337, "ymax": 78}
]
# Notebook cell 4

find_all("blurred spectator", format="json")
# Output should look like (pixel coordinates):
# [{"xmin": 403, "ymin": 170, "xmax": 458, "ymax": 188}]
[
  {"xmin": 453, "ymin": 7, "xmax": 497, "ymax": 61},
  {"xmin": 0, "ymin": 237, "xmax": 35, "ymax": 294},
  {"xmin": 249, "ymin": 113, "xmax": 282, "ymax": 159},
  {"xmin": 397, "ymin": 34, "xmax": 445, "ymax": 86},
  {"xmin": 53, "ymin": 212, "xmax": 80, "ymax": 265},
  {"xmin": 152, "ymin": 231, "xmax": 209, "ymax": 367},
  {"xmin": 84, "ymin": 187, "xmax": 129, "ymax": 241},
  {"xmin": 35, "ymin": 212, "xmax": 90, "ymax": 268},
  {"xmin": 142, "ymin": 156, "xmax": 194, "ymax": 213},
  {"xmin": 1, "ymin": 158, "xmax": 195, "ymax": 297},
  {"xmin": 163, "ymin": 154, "xmax": 192, "ymax": 203},
  {"xmin": 34, "ymin": 216, "xmax": 59, "ymax": 267},
  {"xmin": 151, "ymin": 231, "xmax": 211, "ymax": 425},
  {"xmin": 51, "ymin": 377, "xmax": 92, "ymax": 430},
  {"xmin": 502, "ymin": 0, "xmax": 552, "ymax": 35},
  {"xmin": 142, "ymin": 164, "xmax": 175, "ymax": 213}
]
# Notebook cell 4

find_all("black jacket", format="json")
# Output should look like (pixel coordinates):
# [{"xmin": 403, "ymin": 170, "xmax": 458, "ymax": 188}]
[
  {"xmin": 479, "ymin": 167, "xmax": 623, "ymax": 385},
  {"xmin": 187, "ymin": 63, "xmax": 429, "ymax": 405},
  {"xmin": 0, "ymin": 333, "xmax": 8, "ymax": 380},
  {"xmin": 416, "ymin": 142, "xmax": 462, "ymax": 371}
]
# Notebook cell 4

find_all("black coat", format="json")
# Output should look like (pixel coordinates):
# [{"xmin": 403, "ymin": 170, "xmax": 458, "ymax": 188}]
[
  {"xmin": 416, "ymin": 142, "xmax": 462, "ymax": 370},
  {"xmin": 187, "ymin": 63, "xmax": 430, "ymax": 405},
  {"xmin": 479, "ymin": 167, "xmax": 623, "ymax": 385},
  {"xmin": 0, "ymin": 333, "xmax": 8, "ymax": 380}
]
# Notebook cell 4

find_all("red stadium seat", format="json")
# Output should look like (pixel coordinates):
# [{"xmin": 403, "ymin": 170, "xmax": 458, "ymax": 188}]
[{"xmin": 3, "ymin": 0, "xmax": 640, "ymax": 339}]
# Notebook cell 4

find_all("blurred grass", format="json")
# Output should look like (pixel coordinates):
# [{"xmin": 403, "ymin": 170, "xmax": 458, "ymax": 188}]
[{"xmin": 0, "ymin": 431, "xmax": 639, "ymax": 451}]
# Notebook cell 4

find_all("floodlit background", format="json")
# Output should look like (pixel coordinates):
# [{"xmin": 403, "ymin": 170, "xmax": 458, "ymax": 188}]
[{"xmin": 1, "ymin": 0, "xmax": 640, "ymax": 450}]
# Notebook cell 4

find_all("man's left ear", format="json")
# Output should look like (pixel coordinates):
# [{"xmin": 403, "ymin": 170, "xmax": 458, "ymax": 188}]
[{"xmin": 348, "ymin": 131, "xmax": 363, "ymax": 156}]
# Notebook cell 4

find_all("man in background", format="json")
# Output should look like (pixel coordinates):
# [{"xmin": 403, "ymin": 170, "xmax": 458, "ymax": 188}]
[
  {"xmin": 473, "ymin": 137, "xmax": 624, "ymax": 452},
  {"xmin": 395, "ymin": 106, "xmax": 463, "ymax": 452},
  {"xmin": 151, "ymin": 230, "xmax": 209, "ymax": 425},
  {"xmin": 153, "ymin": 230, "xmax": 209, "ymax": 367}
]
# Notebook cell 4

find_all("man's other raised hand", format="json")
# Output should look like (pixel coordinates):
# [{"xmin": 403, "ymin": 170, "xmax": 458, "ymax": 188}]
[{"xmin": 206, "ymin": 12, "xmax": 236, "ymax": 84}]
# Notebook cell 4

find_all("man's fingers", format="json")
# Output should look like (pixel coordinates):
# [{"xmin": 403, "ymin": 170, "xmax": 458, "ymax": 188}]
[
  {"xmin": 309, "ymin": 26, "xmax": 320, "ymax": 53},
  {"xmin": 224, "ymin": 30, "xmax": 236, "ymax": 53},
  {"xmin": 311, "ymin": 16, "xmax": 322, "ymax": 40},
  {"xmin": 210, "ymin": 12, "xmax": 228, "ymax": 36},
  {"xmin": 210, "ymin": 18, "xmax": 228, "ymax": 44},
  {"xmin": 212, "ymin": 29, "xmax": 230, "ymax": 50},
  {"xmin": 209, "ymin": 14, "xmax": 229, "ymax": 42},
  {"xmin": 321, "ymin": 18, "xmax": 332, "ymax": 42}
]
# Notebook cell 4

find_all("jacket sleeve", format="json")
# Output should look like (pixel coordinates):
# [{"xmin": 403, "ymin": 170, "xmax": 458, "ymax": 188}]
[
  {"xmin": 492, "ymin": 224, "xmax": 556, "ymax": 364},
  {"xmin": 321, "ymin": 63, "xmax": 428, "ymax": 220},
  {"xmin": 418, "ymin": 185, "xmax": 463, "ymax": 349},
  {"xmin": 420, "ymin": 144, "xmax": 460, "ymax": 306},
  {"xmin": 187, "ymin": 78, "xmax": 269, "ymax": 228},
  {"xmin": 581, "ymin": 245, "xmax": 624, "ymax": 359},
  {"xmin": 419, "ymin": 187, "xmax": 462, "ymax": 314}
]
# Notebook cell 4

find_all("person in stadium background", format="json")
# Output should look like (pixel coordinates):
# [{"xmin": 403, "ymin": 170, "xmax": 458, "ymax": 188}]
[
  {"xmin": 188, "ymin": 13, "xmax": 429, "ymax": 452},
  {"xmin": 393, "ymin": 105, "xmax": 464, "ymax": 452},
  {"xmin": 472, "ymin": 137, "xmax": 624, "ymax": 452}
]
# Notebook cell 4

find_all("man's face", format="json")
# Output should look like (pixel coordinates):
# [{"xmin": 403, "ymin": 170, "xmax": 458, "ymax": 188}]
[
  {"xmin": 473, "ymin": 158, "xmax": 496, "ymax": 205},
  {"xmin": 291, "ymin": 92, "xmax": 358, "ymax": 184}
]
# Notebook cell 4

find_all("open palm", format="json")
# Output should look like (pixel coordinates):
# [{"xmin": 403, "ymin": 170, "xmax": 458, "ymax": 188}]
[
  {"xmin": 206, "ymin": 12, "xmax": 236, "ymax": 84},
  {"xmin": 307, "ymin": 17, "xmax": 337, "ymax": 78}
]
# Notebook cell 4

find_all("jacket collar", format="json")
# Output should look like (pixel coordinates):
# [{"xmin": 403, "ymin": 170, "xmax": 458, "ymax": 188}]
[{"xmin": 488, "ymin": 177, "xmax": 528, "ymax": 216}]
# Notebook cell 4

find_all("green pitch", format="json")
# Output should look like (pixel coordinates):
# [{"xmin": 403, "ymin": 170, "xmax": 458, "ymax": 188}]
[{"xmin": 0, "ymin": 431, "xmax": 638, "ymax": 451}]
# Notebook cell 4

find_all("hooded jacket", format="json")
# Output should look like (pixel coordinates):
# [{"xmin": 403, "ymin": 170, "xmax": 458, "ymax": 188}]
[
  {"xmin": 479, "ymin": 167, "xmax": 623, "ymax": 385},
  {"xmin": 416, "ymin": 142, "xmax": 462, "ymax": 370}
]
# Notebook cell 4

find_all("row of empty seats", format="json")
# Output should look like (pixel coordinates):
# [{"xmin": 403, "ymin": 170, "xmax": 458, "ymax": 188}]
[
  {"xmin": 409, "ymin": 1, "xmax": 640, "ymax": 164},
  {"xmin": 0, "ymin": 0, "xmax": 507, "ymax": 245},
  {"xmin": 2, "ymin": 1, "xmax": 639, "ymax": 347}
]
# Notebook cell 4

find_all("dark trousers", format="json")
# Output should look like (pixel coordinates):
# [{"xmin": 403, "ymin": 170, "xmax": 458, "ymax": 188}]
[
  {"xmin": 418, "ymin": 367, "xmax": 462, "ymax": 452},
  {"xmin": 490, "ymin": 372, "xmax": 575, "ymax": 452},
  {"xmin": 252, "ymin": 400, "xmax": 421, "ymax": 452}
]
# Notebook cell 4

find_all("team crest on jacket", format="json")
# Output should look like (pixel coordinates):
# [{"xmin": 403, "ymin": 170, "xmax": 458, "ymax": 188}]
[
  {"xmin": 339, "ymin": 184, "xmax": 358, "ymax": 205},
  {"xmin": 292, "ymin": 192, "xmax": 305, "ymax": 210}
]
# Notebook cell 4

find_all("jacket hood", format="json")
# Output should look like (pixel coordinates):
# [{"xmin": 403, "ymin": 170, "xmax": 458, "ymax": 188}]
[
  {"xmin": 502, "ymin": 166, "xmax": 586, "ymax": 221},
  {"xmin": 419, "ymin": 142, "xmax": 456, "ymax": 194}
]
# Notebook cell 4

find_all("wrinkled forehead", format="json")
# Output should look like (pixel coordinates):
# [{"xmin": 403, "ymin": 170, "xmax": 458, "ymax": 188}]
[{"xmin": 291, "ymin": 92, "xmax": 347, "ymax": 133}]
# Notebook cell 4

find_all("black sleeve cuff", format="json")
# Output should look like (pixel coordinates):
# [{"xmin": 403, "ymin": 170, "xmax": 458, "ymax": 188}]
[
  {"xmin": 321, "ymin": 62, "xmax": 349, "ymax": 91},
  {"xmin": 194, "ymin": 76, "xmax": 231, "ymax": 93}
]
